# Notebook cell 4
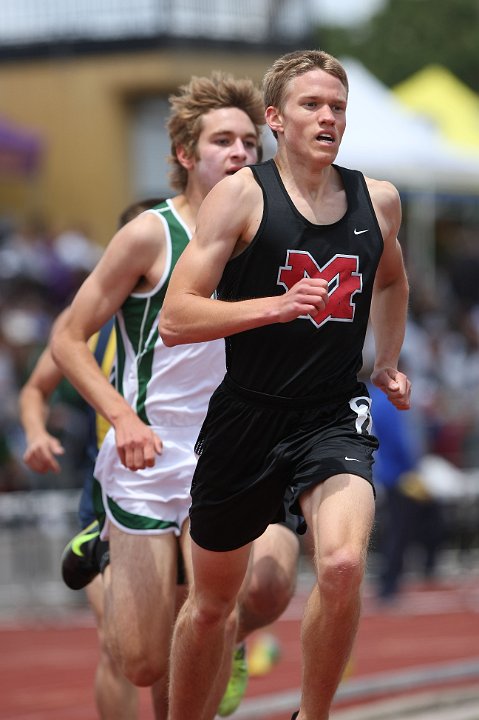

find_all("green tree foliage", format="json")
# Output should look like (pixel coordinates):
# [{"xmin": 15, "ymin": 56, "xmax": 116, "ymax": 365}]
[{"xmin": 317, "ymin": 0, "xmax": 479, "ymax": 91}]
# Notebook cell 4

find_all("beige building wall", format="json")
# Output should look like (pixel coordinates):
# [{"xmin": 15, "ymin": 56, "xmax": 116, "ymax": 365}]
[{"xmin": 0, "ymin": 49, "xmax": 275, "ymax": 244}]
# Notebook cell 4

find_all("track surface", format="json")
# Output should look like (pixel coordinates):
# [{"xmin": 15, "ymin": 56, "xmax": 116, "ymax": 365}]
[{"xmin": 2, "ymin": 572, "xmax": 479, "ymax": 720}]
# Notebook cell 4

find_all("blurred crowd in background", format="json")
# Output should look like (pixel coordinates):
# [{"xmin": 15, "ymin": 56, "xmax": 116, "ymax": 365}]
[
  {"xmin": 2, "ymin": 210, "xmax": 479, "ymax": 481},
  {"xmin": 1, "ymin": 201, "xmax": 479, "ymax": 595},
  {"xmin": 0, "ymin": 213, "xmax": 102, "ymax": 493}
]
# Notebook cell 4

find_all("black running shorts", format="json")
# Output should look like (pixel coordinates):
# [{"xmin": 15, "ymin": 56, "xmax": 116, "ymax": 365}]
[{"xmin": 190, "ymin": 374, "xmax": 378, "ymax": 552}]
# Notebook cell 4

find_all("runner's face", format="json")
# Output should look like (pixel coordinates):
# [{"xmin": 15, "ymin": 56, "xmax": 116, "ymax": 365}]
[
  {"xmin": 268, "ymin": 68, "xmax": 347, "ymax": 167},
  {"xmin": 192, "ymin": 107, "xmax": 260, "ymax": 194}
]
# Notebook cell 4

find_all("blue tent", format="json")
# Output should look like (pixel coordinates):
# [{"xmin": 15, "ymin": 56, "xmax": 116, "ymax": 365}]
[{"xmin": 0, "ymin": 118, "xmax": 42, "ymax": 176}]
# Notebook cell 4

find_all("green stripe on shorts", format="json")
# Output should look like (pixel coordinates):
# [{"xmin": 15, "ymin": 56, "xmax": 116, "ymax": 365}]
[{"xmin": 106, "ymin": 495, "xmax": 179, "ymax": 531}]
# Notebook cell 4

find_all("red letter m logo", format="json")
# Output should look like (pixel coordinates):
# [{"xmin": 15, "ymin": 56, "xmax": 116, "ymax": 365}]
[{"xmin": 277, "ymin": 251, "xmax": 362, "ymax": 328}]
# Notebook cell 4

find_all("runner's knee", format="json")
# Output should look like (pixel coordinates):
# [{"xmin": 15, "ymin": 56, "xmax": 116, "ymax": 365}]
[
  {"xmin": 242, "ymin": 562, "xmax": 296, "ymax": 623},
  {"xmin": 120, "ymin": 650, "xmax": 168, "ymax": 688},
  {"xmin": 318, "ymin": 546, "xmax": 364, "ymax": 600},
  {"xmin": 190, "ymin": 593, "xmax": 238, "ymax": 631}
]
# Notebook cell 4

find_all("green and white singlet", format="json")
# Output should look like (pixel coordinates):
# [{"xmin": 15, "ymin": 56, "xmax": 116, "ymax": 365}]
[{"xmin": 94, "ymin": 200, "xmax": 225, "ymax": 536}]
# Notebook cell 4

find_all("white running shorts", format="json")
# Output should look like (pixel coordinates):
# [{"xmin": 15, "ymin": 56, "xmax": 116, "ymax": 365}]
[{"xmin": 94, "ymin": 424, "xmax": 198, "ymax": 539}]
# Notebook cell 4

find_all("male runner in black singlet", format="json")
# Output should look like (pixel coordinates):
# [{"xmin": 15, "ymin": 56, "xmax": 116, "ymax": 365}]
[{"xmin": 160, "ymin": 50, "xmax": 411, "ymax": 720}]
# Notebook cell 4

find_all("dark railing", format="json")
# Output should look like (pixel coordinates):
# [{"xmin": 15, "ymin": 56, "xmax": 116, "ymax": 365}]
[{"xmin": 1, "ymin": 0, "xmax": 315, "ymax": 51}]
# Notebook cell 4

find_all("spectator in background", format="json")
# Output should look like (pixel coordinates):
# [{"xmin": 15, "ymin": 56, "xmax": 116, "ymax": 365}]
[
  {"xmin": 53, "ymin": 221, "xmax": 103, "ymax": 292},
  {"xmin": 0, "ymin": 214, "xmax": 75, "ymax": 307},
  {"xmin": 369, "ymin": 378, "xmax": 444, "ymax": 600},
  {"xmin": 448, "ymin": 224, "xmax": 479, "ymax": 313}
]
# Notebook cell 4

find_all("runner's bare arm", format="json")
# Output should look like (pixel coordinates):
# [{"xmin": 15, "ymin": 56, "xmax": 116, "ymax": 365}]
[
  {"xmin": 368, "ymin": 178, "xmax": 411, "ymax": 409},
  {"xmin": 19, "ymin": 343, "xmax": 65, "ymax": 474},
  {"xmin": 51, "ymin": 215, "xmax": 164, "ymax": 468}
]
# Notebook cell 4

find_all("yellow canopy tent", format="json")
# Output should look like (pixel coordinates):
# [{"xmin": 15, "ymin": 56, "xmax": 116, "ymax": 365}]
[{"xmin": 394, "ymin": 65, "xmax": 479, "ymax": 158}]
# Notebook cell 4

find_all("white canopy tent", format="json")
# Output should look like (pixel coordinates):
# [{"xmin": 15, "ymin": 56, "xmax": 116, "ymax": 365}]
[
  {"xmin": 335, "ymin": 59, "xmax": 479, "ymax": 288},
  {"xmin": 335, "ymin": 58, "xmax": 479, "ymax": 193}
]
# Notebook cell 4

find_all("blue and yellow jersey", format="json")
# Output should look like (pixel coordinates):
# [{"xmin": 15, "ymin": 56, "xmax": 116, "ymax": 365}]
[{"xmin": 87, "ymin": 317, "xmax": 116, "ymax": 450}]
